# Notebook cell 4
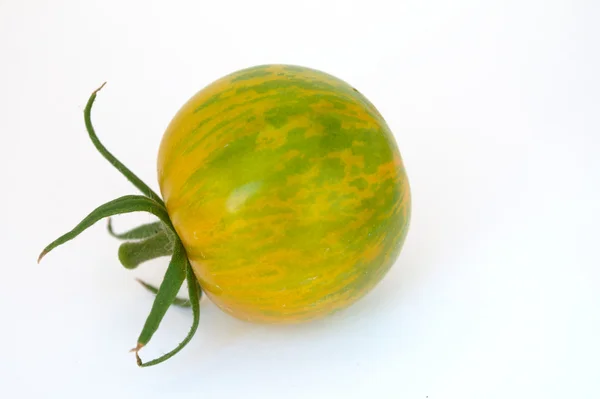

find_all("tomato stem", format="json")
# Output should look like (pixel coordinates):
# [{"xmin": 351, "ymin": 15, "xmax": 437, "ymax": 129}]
[
  {"xmin": 117, "ymin": 230, "xmax": 173, "ymax": 269},
  {"xmin": 39, "ymin": 85, "xmax": 202, "ymax": 368}
]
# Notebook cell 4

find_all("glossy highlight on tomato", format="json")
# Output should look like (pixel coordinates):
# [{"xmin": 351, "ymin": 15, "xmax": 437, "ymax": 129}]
[{"xmin": 38, "ymin": 64, "xmax": 411, "ymax": 367}]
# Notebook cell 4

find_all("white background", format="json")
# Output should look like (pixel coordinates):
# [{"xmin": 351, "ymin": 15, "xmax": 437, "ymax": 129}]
[{"xmin": 1, "ymin": 0, "xmax": 598, "ymax": 398}]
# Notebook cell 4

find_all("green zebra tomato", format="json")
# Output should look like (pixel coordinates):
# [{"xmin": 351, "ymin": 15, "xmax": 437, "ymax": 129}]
[
  {"xmin": 39, "ymin": 65, "xmax": 411, "ymax": 367},
  {"xmin": 158, "ymin": 64, "xmax": 411, "ymax": 323}
]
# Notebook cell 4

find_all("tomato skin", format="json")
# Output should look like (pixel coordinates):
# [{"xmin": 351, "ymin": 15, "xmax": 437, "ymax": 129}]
[{"xmin": 157, "ymin": 65, "xmax": 410, "ymax": 323}]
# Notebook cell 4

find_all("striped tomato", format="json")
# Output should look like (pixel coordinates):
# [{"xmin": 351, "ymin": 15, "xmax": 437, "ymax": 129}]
[{"xmin": 39, "ymin": 65, "xmax": 411, "ymax": 366}]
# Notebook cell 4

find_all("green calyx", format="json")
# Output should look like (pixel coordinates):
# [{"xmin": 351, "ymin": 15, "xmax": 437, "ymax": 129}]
[{"xmin": 38, "ymin": 83, "xmax": 201, "ymax": 367}]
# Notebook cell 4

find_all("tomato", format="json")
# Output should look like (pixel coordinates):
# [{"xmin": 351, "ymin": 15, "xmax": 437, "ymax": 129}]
[
  {"xmin": 39, "ymin": 65, "xmax": 411, "ymax": 366},
  {"xmin": 158, "ymin": 65, "xmax": 411, "ymax": 323}
]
